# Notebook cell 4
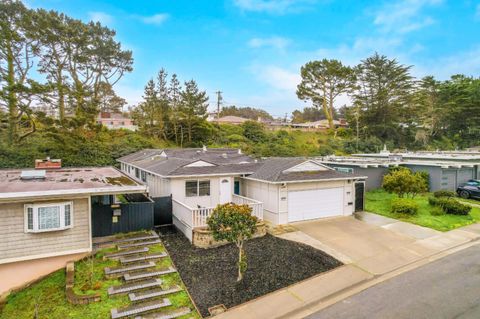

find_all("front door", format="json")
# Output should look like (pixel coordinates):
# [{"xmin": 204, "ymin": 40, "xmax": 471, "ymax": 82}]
[
  {"xmin": 219, "ymin": 178, "xmax": 232, "ymax": 203},
  {"xmin": 355, "ymin": 182, "xmax": 365, "ymax": 212}
]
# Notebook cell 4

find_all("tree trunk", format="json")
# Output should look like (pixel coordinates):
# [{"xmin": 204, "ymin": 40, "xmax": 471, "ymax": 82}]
[
  {"xmin": 6, "ymin": 37, "xmax": 17, "ymax": 145},
  {"xmin": 237, "ymin": 241, "xmax": 244, "ymax": 282}
]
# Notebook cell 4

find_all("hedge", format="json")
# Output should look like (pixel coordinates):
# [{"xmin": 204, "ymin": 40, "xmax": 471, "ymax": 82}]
[
  {"xmin": 391, "ymin": 198, "xmax": 419, "ymax": 215},
  {"xmin": 428, "ymin": 196, "xmax": 471, "ymax": 215},
  {"xmin": 433, "ymin": 190, "xmax": 456, "ymax": 198}
]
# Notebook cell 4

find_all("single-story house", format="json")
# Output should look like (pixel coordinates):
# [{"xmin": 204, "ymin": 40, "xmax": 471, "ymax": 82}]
[
  {"xmin": 118, "ymin": 148, "xmax": 366, "ymax": 241},
  {"xmin": 320, "ymin": 152, "xmax": 480, "ymax": 192},
  {"xmin": 209, "ymin": 115, "xmax": 249, "ymax": 125},
  {"xmin": 0, "ymin": 164, "xmax": 149, "ymax": 295}
]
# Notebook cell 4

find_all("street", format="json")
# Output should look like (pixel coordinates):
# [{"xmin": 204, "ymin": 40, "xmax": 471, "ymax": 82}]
[{"xmin": 307, "ymin": 244, "xmax": 480, "ymax": 319}]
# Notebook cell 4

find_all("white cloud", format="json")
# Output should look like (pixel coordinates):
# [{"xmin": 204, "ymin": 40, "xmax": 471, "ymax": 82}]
[
  {"xmin": 140, "ymin": 13, "xmax": 169, "ymax": 25},
  {"xmin": 250, "ymin": 64, "xmax": 301, "ymax": 91},
  {"xmin": 233, "ymin": 0, "xmax": 316, "ymax": 14},
  {"xmin": 374, "ymin": 0, "xmax": 441, "ymax": 34},
  {"xmin": 88, "ymin": 11, "xmax": 114, "ymax": 25},
  {"xmin": 248, "ymin": 36, "xmax": 290, "ymax": 51}
]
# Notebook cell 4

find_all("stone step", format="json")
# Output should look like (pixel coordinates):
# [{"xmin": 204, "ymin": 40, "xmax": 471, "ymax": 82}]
[
  {"xmin": 124, "ymin": 267, "xmax": 177, "ymax": 282},
  {"xmin": 111, "ymin": 298, "xmax": 171, "ymax": 319},
  {"xmin": 114, "ymin": 232, "xmax": 159, "ymax": 244},
  {"xmin": 108, "ymin": 278, "xmax": 162, "ymax": 296},
  {"xmin": 129, "ymin": 286, "xmax": 183, "ymax": 302},
  {"xmin": 120, "ymin": 252, "xmax": 168, "ymax": 265},
  {"xmin": 104, "ymin": 247, "xmax": 149, "ymax": 260},
  {"xmin": 118, "ymin": 239, "xmax": 162, "ymax": 250},
  {"xmin": 134, "ymin": 307, "xmax": 191, "ymax": 319},
  {"xmin": 105, "ymin": 261, "xmax": 156, "ymax": 276}
]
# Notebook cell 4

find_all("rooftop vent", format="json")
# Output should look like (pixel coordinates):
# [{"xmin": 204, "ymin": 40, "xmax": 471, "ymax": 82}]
[
  {"xmin": 35, "ymin": 157, "xmax": 61, "ymax": 170},
  {"xmin": 222, "ymin": 153, "xmax": 228, "ymax": 159},
  {"xmin": 202, "ymin": 145, "xmax": 207, "ymax": 152},
  {"xmin": 238, "ymin": 149, "xmax": 242, "ymax": 154},
  {"xmin": 21, "ymin": 170, "xmax": 46, "ymax": 180}
]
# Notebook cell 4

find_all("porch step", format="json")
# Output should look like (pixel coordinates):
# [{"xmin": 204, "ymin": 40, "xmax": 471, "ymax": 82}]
[
  {"xmin": 124, "ymin": 267, "xmax": 177, "ymax": 282},
  {"xmin": 104, "ymin": 247, "xmax": 149, "ymax": 260},
  {"xmin": 134, "ymin": 307, "xmax": 191, "ymax": 319},
  {"xmin": 111, "ymin": 298, "xmax": 171, "ymax": 319},
  {"xmin": 105, "ymin": 261, "xmax": 156, "ymax": 276},
  {"xmin": 108, "ymin": 278, "xmax": 162, "ymax": 296},
  {"xmin": 118, "ymin": 239, "xmax": 162, "ymax": 250},
  {"xmin": 120, "ymin": 252, "xmax": 168, "ymax": 265},
  {"xmin": 114, "ymin": 232, "xmax": 159, "ymax": 244},
  {"xmin": 129, "ymin": 286, "xmax": 182, "ymax": 302}
]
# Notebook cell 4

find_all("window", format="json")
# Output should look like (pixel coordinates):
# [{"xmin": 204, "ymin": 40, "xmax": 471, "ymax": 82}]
[
  {"xmin": 141, "ymin": 170, "xmax": 147, "ymax": 182},
  {"xmin": 334, "ymin": 167, "xmax": 354, "ymax": 173},
  {"xmin": 185, "ymin": 180, "xmax": 211, "ymax": 197},
  {"xmin": 199, "ymin": 180, "xmax": 211, "ymax": 196},
  {"xmin": 135, "ymin": 168, "xmax": 140, "ymax": 179},
  {"xmin": 25, "ymin": 202, "xmax": 73, "ymax": 233}
]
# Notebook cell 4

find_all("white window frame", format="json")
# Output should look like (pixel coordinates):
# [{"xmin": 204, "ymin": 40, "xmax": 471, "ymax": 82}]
[
  {"xmin": 185, "ymin": 179, "xmax": 211, "ymax": 197},
  {"xmin": 24, "ymin": 202, "xmax": 73, "ymax": 233}
]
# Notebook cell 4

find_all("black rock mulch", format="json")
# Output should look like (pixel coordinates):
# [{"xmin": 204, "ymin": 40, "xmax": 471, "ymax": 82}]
[{"xmin": 158, "ymin": 227, "xmax": 342, "ymax": 317}]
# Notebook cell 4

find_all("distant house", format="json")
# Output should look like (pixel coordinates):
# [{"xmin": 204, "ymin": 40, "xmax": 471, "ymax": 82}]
[
  {"xmin": 97, "ymin": 112, "xmax": 138, "ymax": 131},
  {"xmin": 209, "ymin": 115, "xmax": 249, "ymax": 125},
  {"xmin": 0, "ymin": 159, "xmax": 150, "ymax": 295}
]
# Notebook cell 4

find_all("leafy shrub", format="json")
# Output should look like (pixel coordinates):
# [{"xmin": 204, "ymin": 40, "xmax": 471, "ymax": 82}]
[
  {"xmin": 391, "ymin": 198, "xmax": 419, "ymax": 215},
  {"xmin": 433, "ymin": 190, "xmax": 456, "ymax": 198},
  {"xmin": 382, "ymin": 167, "xmax": 428, "ymax": 198},
  {"xmin": 429, "ymin": 197, "xmax": 471, "ymax": 215},
  {"xmin": 430, "ymin": 206, "xmax": 445, "ymax": 216}
]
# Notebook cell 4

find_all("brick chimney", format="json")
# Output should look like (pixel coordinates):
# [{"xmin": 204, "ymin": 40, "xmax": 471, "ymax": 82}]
[{"xmin": 35, "ymin": 157, "xmax": 62, "ymax": 169}]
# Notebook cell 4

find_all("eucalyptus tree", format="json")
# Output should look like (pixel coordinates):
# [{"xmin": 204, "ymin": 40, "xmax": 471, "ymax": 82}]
[
  {"xmin": 297, "ymin": 59, "xmax": 355, "ymax": 130},
  {"xmin": 0, "ymin": 0, "xmax": 45, "ymax": 144}
]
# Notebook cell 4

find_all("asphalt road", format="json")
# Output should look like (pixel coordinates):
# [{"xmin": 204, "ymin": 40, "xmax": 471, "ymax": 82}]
[{"xmin": 307, "ymin": 244, "xmax": 480, "ymax": 319}]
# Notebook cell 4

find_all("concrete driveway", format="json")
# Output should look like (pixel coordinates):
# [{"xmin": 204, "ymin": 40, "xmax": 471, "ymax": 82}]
[{"xmin": 281, "ymin": 216, "xmax": 441, "ymax": 275}]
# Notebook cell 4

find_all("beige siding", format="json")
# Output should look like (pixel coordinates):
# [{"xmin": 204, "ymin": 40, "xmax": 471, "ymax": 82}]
[
  {"xmin": 0, "ymin": 198, "xmax": 91, "ymax": 263},
  {"xmin": 146, "ymin": 175, "xmax": 171, "ymax": 197},
  {"xmin": 243, "ymin": 179, "xmax": 279, "ymax": 224}
]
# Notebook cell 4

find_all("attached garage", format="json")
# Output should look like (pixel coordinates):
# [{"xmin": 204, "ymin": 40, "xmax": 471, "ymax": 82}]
[
  {"xmin": 243, "ymin": 158, "xmax": 367, "ymax": 225},
  {"xmin": 287, "ymin": 188, "xmax": 344, "ymax": 222}
]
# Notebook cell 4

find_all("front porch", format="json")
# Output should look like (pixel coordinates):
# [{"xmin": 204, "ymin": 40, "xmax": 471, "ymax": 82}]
[{"xmin": 172, "ymin": 194, "xmax": 264, "ymax": 242}]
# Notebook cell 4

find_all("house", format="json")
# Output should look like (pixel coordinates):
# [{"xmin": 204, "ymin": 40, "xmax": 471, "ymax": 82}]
[
  {"xmin": 319, "ymin": 151, "xmax": 480, "ymax": 191},
  {"xmin": 209, "ymin": 115, "xmax": 249, "ymax": 125},
  {"xmin": 97, "ymin": 111, "xmax": 138, "ymax": 131},
  {"xmin": 118, "ymin": 148, "xmax": 366, "ymax": 241},
  {"xmin": 0, "ymin": 162, "xmax": 149, "ymax": 295}
]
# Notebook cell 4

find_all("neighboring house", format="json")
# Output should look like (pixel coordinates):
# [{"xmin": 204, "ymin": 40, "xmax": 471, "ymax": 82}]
[
  {"xmin": 97, "ymin": 111, "xmax": 138, "ymax": 131},
  {"xmin": 0, "ymin": 163, "xmax": 149, "ymax": 295},
  {"xmin": 0, "ymin": 165, "xmax": 148, "ymax": 264},
  {"xmin": 320, "ymin": 151, "xmax": 480, "ymax": 191},
  {"xmin": 118, "ymin": 148, "xmax": 366, "ymax": 241},
  {"xmin": 209, "ymin": 115, "xmax": 249, "ymax": 125}
]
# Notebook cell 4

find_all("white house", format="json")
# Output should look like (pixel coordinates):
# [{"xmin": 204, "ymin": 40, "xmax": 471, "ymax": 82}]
[{"xmin": 117, "ymin": 148, "xmax": 366, "ymax": 241}]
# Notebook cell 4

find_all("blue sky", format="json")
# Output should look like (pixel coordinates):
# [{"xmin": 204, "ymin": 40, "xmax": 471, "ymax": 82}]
[{"xmin": 27, "ymin": 0, "xmax": 480, "ymax": 117}]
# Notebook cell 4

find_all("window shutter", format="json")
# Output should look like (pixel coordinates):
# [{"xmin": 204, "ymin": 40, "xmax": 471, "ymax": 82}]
[
  {"xmin": 64, "ymin": 204, "xmax": 71, "ymax": 227},
  {"xmin": 27, "ymin": 207, "xmax": 34, "ymax": 230}
]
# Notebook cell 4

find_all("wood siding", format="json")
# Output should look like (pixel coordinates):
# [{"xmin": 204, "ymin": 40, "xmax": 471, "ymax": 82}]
[{"xmin": 0, "ymin": 198, "xmax": 91, "ymax": 263}]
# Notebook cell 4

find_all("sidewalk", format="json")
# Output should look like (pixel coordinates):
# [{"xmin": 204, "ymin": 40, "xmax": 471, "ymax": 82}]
[{"xmin": 214, "ymin": 214, "xmax": 480, "ymax": 319}]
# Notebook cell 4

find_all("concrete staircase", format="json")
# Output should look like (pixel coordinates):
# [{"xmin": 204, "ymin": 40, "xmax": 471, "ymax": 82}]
[{"xmin": 104, "ymin": 232, "xmax": 191, "ymax": 319}]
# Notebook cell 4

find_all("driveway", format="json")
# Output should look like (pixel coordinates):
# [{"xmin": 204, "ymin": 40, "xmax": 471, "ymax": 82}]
[{"xmin": 281, "ymin": 216, "xmax": 444, "ymax": 275}]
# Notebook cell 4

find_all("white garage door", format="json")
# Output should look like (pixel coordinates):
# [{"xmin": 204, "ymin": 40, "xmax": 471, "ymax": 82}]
[{"xmin": 288, "ymin": 187, "xmax": 344, "ymax": 222}]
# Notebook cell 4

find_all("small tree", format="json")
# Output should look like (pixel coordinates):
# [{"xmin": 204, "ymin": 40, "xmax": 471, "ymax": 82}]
[
  {"xmin": 382, "ymin": 167, "xmax": 428, "ymax": 198},
  {"xmin": 207, "ymin": 203, "xmax": 258, "ymax": 282}
]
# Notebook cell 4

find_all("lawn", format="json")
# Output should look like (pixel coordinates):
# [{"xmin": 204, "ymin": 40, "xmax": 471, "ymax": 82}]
[
  {"xmin": 1, "ymin": 234, "xmax": 198, "ymax": 319},
  {"xmin": 366, "ymin": 190, "xmax": 480, "ymax": 231},
  {"xmin": 159, "ymin": 227, "xmax": 342, "ymax": 317}
]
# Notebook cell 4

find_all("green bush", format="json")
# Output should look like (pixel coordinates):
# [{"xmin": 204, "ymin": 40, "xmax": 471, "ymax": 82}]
[
  {"xmin": 429, "ymin": 197, "xmax": 471, "ymax": 215},
  {"xmin": 430, "ymin": 206, "xmax": 445, "ymax": 216},
  {"xmin": 433, "ymin": 190, "xmax": 456, "ymax": 198},
  {"xmin": 391, "ymin": 198, "xmax": 419, "ymax": 215}
]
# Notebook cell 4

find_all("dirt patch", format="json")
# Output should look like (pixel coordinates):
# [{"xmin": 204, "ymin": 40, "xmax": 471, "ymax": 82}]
[{"xmin": 159, "ymin": 227, "xmax": 342, "ymax": 317}]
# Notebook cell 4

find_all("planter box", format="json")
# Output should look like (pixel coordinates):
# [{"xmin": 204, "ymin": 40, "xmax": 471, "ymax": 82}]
[{"xmin": 192, "ymin": 222, "xmax": 267, "ymax": 248}]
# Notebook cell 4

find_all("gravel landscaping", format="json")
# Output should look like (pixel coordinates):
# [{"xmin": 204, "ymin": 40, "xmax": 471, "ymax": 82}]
[{"xmin": 158, "ymin": 226, "xmax": 342, "ymax": 317}]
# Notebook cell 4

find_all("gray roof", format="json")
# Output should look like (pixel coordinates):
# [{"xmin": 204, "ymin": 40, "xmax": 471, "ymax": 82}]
[
  {"xmin": 247, "ymin": 157, "xmax": 366, "ymax": 182},
  {"xmin": 117, "ymin": 148, "xmax": 261, "ymax": 177}
]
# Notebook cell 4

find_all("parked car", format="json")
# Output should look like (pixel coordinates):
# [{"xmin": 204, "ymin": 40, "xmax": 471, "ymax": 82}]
[{"xmin": 456, "ymin": 179, "xmax": 480, "ymax": 199}]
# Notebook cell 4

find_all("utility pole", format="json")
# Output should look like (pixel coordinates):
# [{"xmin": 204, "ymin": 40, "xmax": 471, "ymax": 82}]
[{"xmin": 215, "ymin": 91, "xmax": 223, "ymax": 120}]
